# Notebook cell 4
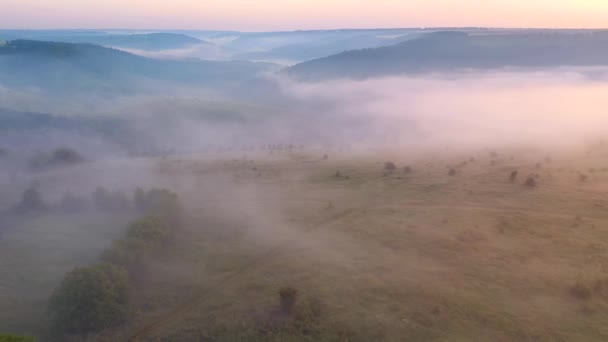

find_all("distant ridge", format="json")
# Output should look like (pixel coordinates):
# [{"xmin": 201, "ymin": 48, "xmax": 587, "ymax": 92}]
[
  {"xmin": 0, "ymin": 40, "xmax": 277, "ymax": 92},
  {"xmin": 288, "ymin": 30, "xmax": 608, "ymax": 80}
]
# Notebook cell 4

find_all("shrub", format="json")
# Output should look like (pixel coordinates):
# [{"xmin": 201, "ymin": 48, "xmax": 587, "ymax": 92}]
[
  {"xmin": 48, "ymin": 263, "xmax": 129, "ymax": 335},
  {"xmin": 102, "ymin": 216, "xmax": 171, "ymax": 267},
  {"xmin": 448, "ymin": 168, "xmax": 457, "ymax": 176},
  {"xmin": 384, "ymin": 162, "xmax": 397, "ymax": 171},
  {"xmin": 279, "ymin": 287, "xmax": 298, "ymax": 314},
  {"xmin": 403, "ymin": 166, "xmax": 413, "ymax": 174},
  {"xmin": 570, "ymin": 282, "xmax": 592, "ymax": 300},
  {"xmin": 524, "ymin": 177, "xmax": 536, "ymax": 188},
  {"xmin": 579, "ymin": 174, "xmax": 589, "ymax": 183}
]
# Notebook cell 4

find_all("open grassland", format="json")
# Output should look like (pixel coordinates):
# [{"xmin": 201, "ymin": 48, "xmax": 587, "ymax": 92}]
[
  {"xmin": 4, "ymin": 146, "xmax": 608, "ymax": 341},
  {"xmin": 103, "ymin": 147, "xmax": 608, "ymax": 341}
]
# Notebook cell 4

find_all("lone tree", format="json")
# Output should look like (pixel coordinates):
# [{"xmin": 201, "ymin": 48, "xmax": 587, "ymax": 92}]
[
  {"xmin": 509, "ymin": 170, "xmax": 518, "ymax": 183},
  {"xmin": 13, "ymin": 187, "xmax": 47, "ymax": 214},
  {"xmin": 48, "ymin": 263, "xmax": 129, "ymax": 336}
]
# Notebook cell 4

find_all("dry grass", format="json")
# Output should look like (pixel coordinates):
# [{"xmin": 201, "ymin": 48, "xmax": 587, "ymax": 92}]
[{"xmin": 5, "ymin": 147, "xmax": 608, "ymax": 340}]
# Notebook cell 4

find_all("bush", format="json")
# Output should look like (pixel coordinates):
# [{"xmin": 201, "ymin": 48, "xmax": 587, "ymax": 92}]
[
  {"xmin": 403, "ymin": 166, "xmax": 413, "ymax": 174},
  {"xmin": 524, "ymin": 177, "xmax": 536, "ymax": 188},
  {"xmin": 384, "ymin": 162, "xmax": 397, "ymax": 171},
  {"xmin": 570, "ymin": 282, "xmax": 592, "ymax": 300},
  {"xmin": 48, "ymin": 263, "xmax": 129, "ymax": 336},
  {"xmin": 279, "ymin": 287, "xmax": 298, "ymax": 314},
  {"xmin": 448, "ymin": 168, "xmax": 457, "ymax": 176},
  {"xmin": 102, "ymin": 216, "xmax": 171, "ymax": 267}
]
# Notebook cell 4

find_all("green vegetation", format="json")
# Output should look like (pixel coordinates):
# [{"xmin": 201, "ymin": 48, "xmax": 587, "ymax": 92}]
[
  {"xmin": 0, "ymin": 335, "xmax": 35, "ymax": 342},
  {"xmin": 47, "ymin": 263, "xmax": 129, "ymax": 335},
  {"xmin": 47, "ymin": 187, "xmax": 181, "ymax": 338}
]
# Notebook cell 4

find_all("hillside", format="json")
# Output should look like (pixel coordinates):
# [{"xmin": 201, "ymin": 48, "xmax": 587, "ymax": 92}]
[
  {"xmin": 0, "ymin": 32, "xmax": 206, "ymax": 51},
  {"xmin": 288, "ymin": 31, "xmax": 608, "ymax": 80},
  {"xmin": 0, "ymin": 40, "xmax": 277, "ymax": 93}
]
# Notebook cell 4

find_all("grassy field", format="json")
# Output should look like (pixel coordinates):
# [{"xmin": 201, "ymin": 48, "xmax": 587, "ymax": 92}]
[{"xmin": 4, "ymin": 146, "xmax": 608, "ymax": 341}]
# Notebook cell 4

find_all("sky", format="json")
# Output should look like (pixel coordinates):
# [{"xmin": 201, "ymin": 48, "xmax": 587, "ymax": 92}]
[{"xmin": 1, "ymin": 0, "xmax": 608, "ymax": 31}]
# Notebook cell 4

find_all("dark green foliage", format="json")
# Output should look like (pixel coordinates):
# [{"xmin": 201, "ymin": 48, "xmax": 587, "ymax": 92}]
[
  {"xmin": 102, "ymin": 216, "xmax": 172, "ymax": 269},
  {"xmin": 102, "ymin": 189, "xmax": 180, "ymax": 278},
  {"xmin": 0, "ymin": 335, "xmax": 35, "ymax": 342},
  {"xmin": 47, "ymin": 263, "xmax": 129, "ymax": 336},
  {"xmin": 48, "ymin": 187, "xmax": 181, "ymax": 336},
  {"xmin": 13, "ymin": 187, "xmax": 47, "ymax": 214}
]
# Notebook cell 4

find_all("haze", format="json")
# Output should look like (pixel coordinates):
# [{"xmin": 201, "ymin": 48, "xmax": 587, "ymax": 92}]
[
  {"xmin": 3, "ymin": 5, "xmax": 608, "ymax": 342},
  {"xmin": 1, "ymin": 0, "xmax": 607, "ymax": 30}
]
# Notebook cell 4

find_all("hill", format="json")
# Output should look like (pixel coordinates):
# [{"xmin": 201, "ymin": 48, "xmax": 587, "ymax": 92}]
[
  {"xmin": 0, "ymin": 32, "xmax": 206, "ymax": 51},
  {"xmin": 288, "ymin": 31, "xmax": 608, "ymax": 80},
  {"xmin": 0, "ymin": 40, "xmax": 277, "ymax": 93}
]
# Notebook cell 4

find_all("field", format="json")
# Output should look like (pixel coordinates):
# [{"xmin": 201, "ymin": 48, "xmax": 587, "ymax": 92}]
[{"xmin": 3, "ymin": 146, "xmax": 608, "ymax": 341}]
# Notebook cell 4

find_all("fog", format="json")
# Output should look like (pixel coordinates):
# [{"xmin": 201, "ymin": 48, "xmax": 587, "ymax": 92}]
[
  {"xmin": 3, "ymin": 68, "xmax": 608, "ymax": 156},
  {"xmin": 3, "ymin": 38, "xmax": 608, "ymax": 339}
]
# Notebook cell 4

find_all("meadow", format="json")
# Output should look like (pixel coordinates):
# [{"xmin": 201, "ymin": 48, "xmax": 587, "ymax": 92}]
[{"xmin": 3, "ymin": 145, "xmax": 608, "ymax": 341}]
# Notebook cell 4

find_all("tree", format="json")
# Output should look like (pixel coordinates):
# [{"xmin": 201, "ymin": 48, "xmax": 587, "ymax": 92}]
[
  {"xmin": 47, "ymin": 263, "xmax": 129, "ymax": 336},
  {"xmin": 13, "ymin": 187, "xmax": 47, "ymax": 214}
]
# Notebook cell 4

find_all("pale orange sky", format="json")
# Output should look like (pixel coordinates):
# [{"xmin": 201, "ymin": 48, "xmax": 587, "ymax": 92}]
[{"xmin": 2, "ymin": 0, "xmax": 607, "ymax": 30}]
